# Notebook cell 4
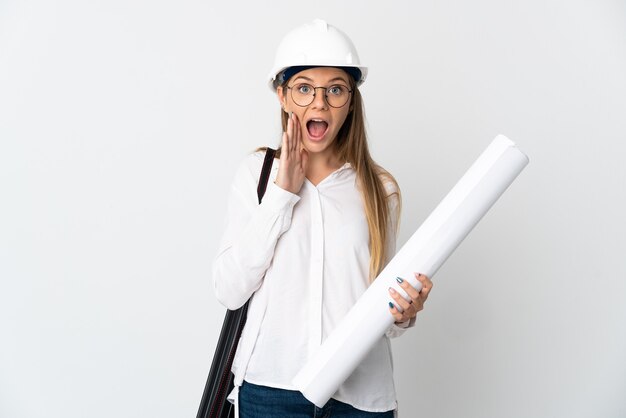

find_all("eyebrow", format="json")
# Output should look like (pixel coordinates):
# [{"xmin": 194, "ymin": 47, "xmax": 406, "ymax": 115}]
[{"xmin": 293, "ymin": 75, "xmax": 350, "ymax": 85}]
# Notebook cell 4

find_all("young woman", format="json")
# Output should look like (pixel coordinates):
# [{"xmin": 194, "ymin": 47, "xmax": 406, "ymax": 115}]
[{"xmin": 213, "ymin": 19, "xmax": 433, "ymax": 417}]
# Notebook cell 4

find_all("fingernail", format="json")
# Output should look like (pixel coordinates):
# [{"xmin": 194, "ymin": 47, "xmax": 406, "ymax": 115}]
[
  {"xmin": 388, "ymin": 287, "xmax": 396, "ymax": 294},
  {"xmin": 388, "ymin": 302, "xmax": 395, "ymax": 309},
  {"xmin": 396, "ymin": 277, "xmax": 404, "ymax": 284}
]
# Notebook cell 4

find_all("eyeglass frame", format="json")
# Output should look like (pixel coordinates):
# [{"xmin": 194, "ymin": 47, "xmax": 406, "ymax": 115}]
[{"xmin": 285, "ymin": 83, "xmax": 353, "ymax": 108}]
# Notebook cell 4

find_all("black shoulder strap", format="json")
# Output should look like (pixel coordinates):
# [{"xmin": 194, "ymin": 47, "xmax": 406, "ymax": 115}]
[{"xmin": 257, "ymin": 148, "xmax": 276, "ymax": 204}]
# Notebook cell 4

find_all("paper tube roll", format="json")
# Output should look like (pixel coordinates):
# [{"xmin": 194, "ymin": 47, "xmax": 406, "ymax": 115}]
[{"xmin": 292, "ymin": 135, "xmax": 529, "ymax": 407}]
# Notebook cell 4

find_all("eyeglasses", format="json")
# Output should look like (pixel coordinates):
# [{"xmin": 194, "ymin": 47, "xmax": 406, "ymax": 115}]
[{"xmin": 286, "ymin": 83, "xmax": 353, "ymax": 108}]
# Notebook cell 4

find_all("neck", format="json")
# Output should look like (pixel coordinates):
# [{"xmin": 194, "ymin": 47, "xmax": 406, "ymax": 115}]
[{"xmin": 305, "ymin": 147, "xmax": 344, "ymax": 185}]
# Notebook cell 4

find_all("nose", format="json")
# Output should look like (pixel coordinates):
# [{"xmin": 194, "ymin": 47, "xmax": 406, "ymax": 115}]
[{"xmin": 311, "ymin": 87, "xmax": 329, "ymax": 109}]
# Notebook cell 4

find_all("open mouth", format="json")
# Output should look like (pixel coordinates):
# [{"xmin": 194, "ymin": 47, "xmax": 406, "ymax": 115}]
[{"xmin": 306, "ymin": 119, "xmax": 329, "ymax": 140}]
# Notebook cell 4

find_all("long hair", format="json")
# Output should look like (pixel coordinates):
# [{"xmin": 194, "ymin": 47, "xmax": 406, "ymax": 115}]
[{"xmin": 261, "ymin": 75, "xmax": 401, "ymax": 281}]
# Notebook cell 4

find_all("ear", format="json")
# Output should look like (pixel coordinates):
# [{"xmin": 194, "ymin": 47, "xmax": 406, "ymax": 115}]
[{"xmin": 277, "ymin": 86, "xmax": 287, "ymax": 112}]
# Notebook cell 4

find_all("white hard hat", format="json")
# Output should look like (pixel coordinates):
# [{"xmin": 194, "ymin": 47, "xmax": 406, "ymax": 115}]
[{"xmin": 268, "ymin": 19, "xmax": 368, "ymax": 91}]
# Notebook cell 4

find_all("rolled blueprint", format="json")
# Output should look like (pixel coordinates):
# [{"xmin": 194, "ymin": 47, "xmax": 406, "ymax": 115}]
[{"xmin": 292, "ymin": 135, "xmax": 529, "ymax": 406}]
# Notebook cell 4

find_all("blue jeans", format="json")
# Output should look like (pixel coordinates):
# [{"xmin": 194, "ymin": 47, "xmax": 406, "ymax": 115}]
[{"xmin": 239, "ymin": 381, "xmax": 394, "ymax": 418}]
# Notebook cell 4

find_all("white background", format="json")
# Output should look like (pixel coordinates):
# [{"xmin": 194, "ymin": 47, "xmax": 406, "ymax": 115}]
[{"xmin": 1, "ymin": 1, "xmax": 625, "ymax": 417}]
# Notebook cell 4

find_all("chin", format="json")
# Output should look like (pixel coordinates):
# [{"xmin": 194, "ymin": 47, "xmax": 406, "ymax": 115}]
[{"xmin": 303, "ymin": 137, "xmax": 334, "ymax": 154}]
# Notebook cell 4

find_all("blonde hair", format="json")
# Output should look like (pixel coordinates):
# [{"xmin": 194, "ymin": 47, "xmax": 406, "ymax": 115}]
[{"xmin": 262, "ymin": 75, "xmax": 400, "ymax": 281}]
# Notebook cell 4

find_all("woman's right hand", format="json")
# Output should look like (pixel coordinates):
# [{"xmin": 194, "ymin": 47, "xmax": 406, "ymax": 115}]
[{"xmin": 275, "ymin": 112, "xmax": 309, "ymax": 194}]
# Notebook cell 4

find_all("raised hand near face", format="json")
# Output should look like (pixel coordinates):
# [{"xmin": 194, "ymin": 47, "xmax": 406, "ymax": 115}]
[{"xmin": 274, "ymin": 112, "xmax": 309, "ymax": 194}]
